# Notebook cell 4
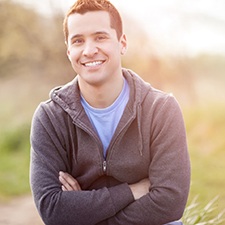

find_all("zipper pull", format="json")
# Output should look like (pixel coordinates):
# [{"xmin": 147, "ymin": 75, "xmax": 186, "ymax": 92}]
[{"xmin": 103, "ymin": 160, "xmax": 107, "ymax": 173}]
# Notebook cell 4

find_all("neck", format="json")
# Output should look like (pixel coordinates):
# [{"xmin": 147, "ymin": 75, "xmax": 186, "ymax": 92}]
[{"xmin": 78, "ymin": 73, "xmax": 124, "ymax": 108}]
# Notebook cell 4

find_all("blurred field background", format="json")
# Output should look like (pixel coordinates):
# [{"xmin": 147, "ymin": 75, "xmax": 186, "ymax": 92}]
[{"xmin": 0, "ymin": 0, "xmax": 225, "ymax": 223}]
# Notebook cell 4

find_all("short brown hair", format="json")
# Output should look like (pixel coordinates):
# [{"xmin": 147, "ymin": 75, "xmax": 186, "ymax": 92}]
[{"xmin": 63, "ymin": 0, "xmax": 123, "ymax": 43}]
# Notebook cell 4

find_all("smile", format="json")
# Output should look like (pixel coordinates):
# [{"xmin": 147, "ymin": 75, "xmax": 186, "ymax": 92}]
[{"xmin": 83, "ymin": 60, "xmax": 104, "ymax": 67}]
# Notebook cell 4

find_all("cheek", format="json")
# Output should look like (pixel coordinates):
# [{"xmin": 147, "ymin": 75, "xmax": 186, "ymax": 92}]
[
  {"xmin": 68, "ymin": 51, "xmax": 81, "ymax": 72},
  {"xmin": 68, "ymin": 50, "xmax": 81, "ymax": 67},
  {"xmin": 69, "ymin": 49, "xmax": 77, "ymax": 60},
  {"xmin": 68, "ymin": 45, "xmax": 81, "ymax": 59}
]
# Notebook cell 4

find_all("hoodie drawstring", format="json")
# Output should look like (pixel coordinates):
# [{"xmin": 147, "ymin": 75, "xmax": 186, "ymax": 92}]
[{"xmin": 137, "ymin": 104, "xmax": 143, "ymax": 156}]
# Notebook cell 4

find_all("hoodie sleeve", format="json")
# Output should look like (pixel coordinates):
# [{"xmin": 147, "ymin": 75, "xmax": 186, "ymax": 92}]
[
  {"xmin": 100, "ymin": 95, "xmax": 190, "ymax": 225},
  {"xmin": 30, "ymin": 103, "xmax": 134, "ymax": 225}
]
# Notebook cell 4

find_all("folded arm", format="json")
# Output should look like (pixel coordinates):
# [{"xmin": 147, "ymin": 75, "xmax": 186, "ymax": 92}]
[{"xmin": 59, "ymin": 171, "xmax": 150, "ymax": 200}]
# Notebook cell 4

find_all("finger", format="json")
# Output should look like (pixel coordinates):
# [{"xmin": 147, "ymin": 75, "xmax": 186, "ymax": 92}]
[
  {"xmin": 59, "ymin": 175, "xmax": 74, "ymax": 191},
  {"xmin": 59, "ymin": 171, "xmax": 81, "ymax": 191},
  {"xmin": 62, "ymin": 185, "xmax": 67, "ymax": 191},
  {"xmin": 60, "ymin": 172, "xmax": 76, "ymax": 184}
]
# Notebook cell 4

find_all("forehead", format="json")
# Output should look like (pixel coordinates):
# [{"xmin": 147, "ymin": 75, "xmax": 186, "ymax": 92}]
[{"xmin": 67, "ymin": 11, "xmax": 114, "ymax": 37}]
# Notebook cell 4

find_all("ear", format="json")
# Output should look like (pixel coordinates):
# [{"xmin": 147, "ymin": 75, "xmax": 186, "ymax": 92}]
[
  {"xmin": 67, "ymin": 49, "xmax": 71, "ymax": 61},
  {"xmin": 120, "ymin": 34, "xmax": 127, "ymax": 55}
]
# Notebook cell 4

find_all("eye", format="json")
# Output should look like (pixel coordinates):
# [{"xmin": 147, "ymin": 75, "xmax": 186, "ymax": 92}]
[
  {"xmin": 71, "ymin": 38, "xmax": 84, "ymax": 45},
  {"xmin": 96, "ymin": 35, "xmax": 107, "ymax": 41}
]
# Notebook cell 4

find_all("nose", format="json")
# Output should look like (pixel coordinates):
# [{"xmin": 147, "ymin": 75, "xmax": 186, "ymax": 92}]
[{"xmin": 83, "ymin": 41, "xmax": 98, "ymax": 57}]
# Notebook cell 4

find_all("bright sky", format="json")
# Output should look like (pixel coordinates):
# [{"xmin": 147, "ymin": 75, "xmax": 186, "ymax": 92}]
[{"xmin": 14, "ymin": 0, "xmax": 225, "ymax": 55}]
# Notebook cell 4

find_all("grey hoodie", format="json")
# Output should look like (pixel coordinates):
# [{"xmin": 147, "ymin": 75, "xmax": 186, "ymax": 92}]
[{"xmin": 30, "ymin": 68, "xmax": 190, "ymax": 225}]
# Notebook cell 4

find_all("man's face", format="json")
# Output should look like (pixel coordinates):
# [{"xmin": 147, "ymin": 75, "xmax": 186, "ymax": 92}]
[{"xmin": 66, "ymin": 11, "xmax": 127, "ymax": 87}]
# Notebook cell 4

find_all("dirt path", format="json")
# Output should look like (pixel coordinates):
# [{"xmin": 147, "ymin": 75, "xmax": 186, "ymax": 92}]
[{"xmin": 0, "ymin": 195, "xmax": 44, "ymax": 225}]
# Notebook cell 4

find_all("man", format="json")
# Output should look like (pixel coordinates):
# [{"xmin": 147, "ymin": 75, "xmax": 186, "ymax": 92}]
[{"xmin": 30, "ymin": 0, "xmax": 190, "ymax": 224}]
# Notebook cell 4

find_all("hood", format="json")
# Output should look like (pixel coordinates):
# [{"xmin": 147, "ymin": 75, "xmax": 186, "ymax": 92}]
[{"xmin": 50, "ymin": 68, "xmax": 152, "ymax": 155}]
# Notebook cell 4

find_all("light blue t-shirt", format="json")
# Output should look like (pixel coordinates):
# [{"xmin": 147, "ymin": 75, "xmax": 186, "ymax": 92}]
[{"xmin": 81, "ymin": 78, "xmax": 129, "ymax": 158}]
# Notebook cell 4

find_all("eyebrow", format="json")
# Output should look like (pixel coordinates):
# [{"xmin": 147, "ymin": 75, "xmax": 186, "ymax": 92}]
[
  {"xmin": 94, "ymin": 31, "xmax": 110, "ymax": 36},
  {"xmin": 69, "ymin": 31, "xmax": 110, "ymax": 41},
  {"xmin": 69, "ymin": 34, "xmax": 82, "ymax": 41}
]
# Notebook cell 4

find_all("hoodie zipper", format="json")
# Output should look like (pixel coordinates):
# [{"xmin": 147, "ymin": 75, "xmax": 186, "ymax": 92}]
[{"xmin": 102, "ymin": 160, "xmax": 107, "ymax": 174}]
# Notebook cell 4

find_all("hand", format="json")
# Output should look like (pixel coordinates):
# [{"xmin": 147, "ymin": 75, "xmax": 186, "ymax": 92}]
[
  {"xmin": 129, "ymin": 178, "xmax": 151, "ymax": 200},
  {"xmin": 59, "ymin": 171, "xmax": 81, "ymax": 191}
]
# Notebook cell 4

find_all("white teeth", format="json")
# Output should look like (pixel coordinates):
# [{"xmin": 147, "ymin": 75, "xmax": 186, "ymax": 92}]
[{"xmin": 84, "ymin": 61, "xmax": 103, "ymax": 67}]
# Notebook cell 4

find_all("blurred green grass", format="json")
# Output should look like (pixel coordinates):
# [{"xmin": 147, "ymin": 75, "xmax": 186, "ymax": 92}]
[
  {"xmin": 0, "ymin": 124, "xmax": 30, "ymax": 200},
  {"xmin": 184, "ymin": 103, "xmax": 225, "ymax": 216}
]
